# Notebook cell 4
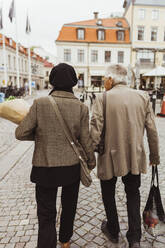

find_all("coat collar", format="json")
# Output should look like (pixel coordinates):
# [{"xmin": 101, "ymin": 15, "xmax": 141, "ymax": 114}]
[
  {"xmin": 50, "ymin": 90, "xmax": 78, "ymax": 99},
  {"xmin": 112, "ymin": 84, "xmax": 128, "ymax": 89}
]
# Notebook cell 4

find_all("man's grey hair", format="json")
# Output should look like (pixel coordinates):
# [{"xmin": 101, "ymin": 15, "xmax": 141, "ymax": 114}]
[{"xmin": 105, "ymin": 64, "xmax": 128, "ymax": 86}]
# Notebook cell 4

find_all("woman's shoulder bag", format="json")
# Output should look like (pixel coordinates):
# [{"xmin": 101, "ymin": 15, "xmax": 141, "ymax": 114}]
[{"xmin": 48, "ymin": 95, "xmax": 92, "ymax": 187}]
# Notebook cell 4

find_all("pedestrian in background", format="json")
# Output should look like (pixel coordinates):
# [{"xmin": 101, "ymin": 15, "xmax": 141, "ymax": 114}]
[
  {"xmin": 90, "ymin": 64, "xmax": 160, "ymax": 248},
  {"xmin": 15, "ymin": 63, "xmax": 96, "ymax": 248}
]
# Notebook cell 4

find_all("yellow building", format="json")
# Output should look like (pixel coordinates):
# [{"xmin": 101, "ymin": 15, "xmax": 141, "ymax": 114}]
[{"xmin": 123, "ymin": 0, "xmax": 165, "ymax": 88}]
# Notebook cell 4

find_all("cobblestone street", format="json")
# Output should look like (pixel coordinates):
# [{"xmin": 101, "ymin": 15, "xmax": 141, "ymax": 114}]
[{"xmin": 0, "ymin": 90, "xmax": 165, "ymax": 248}]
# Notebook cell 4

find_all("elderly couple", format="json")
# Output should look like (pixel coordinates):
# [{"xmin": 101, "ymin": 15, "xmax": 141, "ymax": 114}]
[{"xmin": 15, "ymin": 63, "xmax": 160, "ymax": 248}]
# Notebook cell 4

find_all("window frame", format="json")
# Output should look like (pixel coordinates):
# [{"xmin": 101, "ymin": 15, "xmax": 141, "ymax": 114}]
[
  {"xmin": 91, "ymin": 50, "xmax": 98, "ymax": 63},
  {"xmin": 104, "ymin": 51, "xmax": 111, "ymax": 63},
  {"xmin": 117, "ymin": 30, "xmax": 125, "ymax": 41},
  {"xmin": 97, "ymin": 29, "xmax": 105, "ymax": 41},
  {"xmin": 137, "ymin": 49, "xmax": 154, "ymax": 64},
  {"xmin": 118, "ymin": 51, "xmax": 124, "ymax": 64},
  {"xmin": 137, "ymin": 26, "xmax": 144, "ymax": 41},
  {"xmin": 77, "ymin": 28, "xmax": 85, "ymax": 40},
  {"xmin": 138, "ymin": 9, "xmax": 145, "ymax": 19},
  {"xmin": 64, "ymin": 48, "xmax": 71, "ymax": 62},
  {"xmin": 163, "ymin": 53, "xmax": 165, "ymax": 62},
  {"xmin": 152, "ymin": 9, "xmax": 159, "ymax": 20},
  {"xmin": 151, "ymin": 27, "xmax": 158, "ymax": 41},
  {"xmin": 77, "ymin": 49, "xmax": 84, "ymax": 63}
]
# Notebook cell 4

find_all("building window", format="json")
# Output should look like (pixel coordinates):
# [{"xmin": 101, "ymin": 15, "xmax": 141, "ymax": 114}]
[
  {"xmin": 151, "ymin": 27, "xmax": 158, "ymax": 41},
  {"xmin": 9, "ymin": 38, "xmax": 12, "ymax": 46},
  {"xmin": 163, "ymin": 54, "xmax": 165, "ymax": 62},
  {"xmin": 105, "ymin": 51, "xmax": 111, "ymax": 63},
  {"xmin": 91, "ymin": 50, "xmax": 98, "ymax": 63},
  {"xmin": 97, "ymin": 30, "xmax": 105, "ymax": 40},
  {"xmin": 117, "ymin": 31, "xmax": 125, "ymax": 41},
  {"xmin": 118, "ymin": 51, "xmax": 124, "ymax": 63},
  {"xmin": 8, "ymin": 55, "xmax": 11, "ymax": 69},
  {"xmin": 22, "ymin": 59, "xmax": 24, "ymax": 71},
  {"xmin": 64, "ymin": 49, "xmax": 71, "ymax": 62},
  {"xmin": 137, "ymin": 26, "xmax": 144, "ymax": 41},
  {"xmin": 25, "ymin": 61, "xmax": 27, "ymax": 72},
  {"xmin": 152, "ymin": 10, "xmax": 159, "ymax": 20},
  {"xmin": 138, "ymin": 9, "xmax": 145, "ymax": 19},
  {"xmin": 77, "ymin": 29, "xmax": 85, "ymax": 40},
  {"xmin": 13, "ymin": 56, "xmax": 16, "ymax": 70},
  {"xmin": 77, "ymin": 49, "xmax": 84, "ymax": 63},
  {"xmin": 137, "ymin": 50, "xmax": 154, "ymax": 64}
]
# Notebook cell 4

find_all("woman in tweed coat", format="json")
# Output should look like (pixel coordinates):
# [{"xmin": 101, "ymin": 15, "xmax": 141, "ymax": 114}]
[{"xmin": 15, "ymin": 63, "xmax": 96, "ymax": 248}]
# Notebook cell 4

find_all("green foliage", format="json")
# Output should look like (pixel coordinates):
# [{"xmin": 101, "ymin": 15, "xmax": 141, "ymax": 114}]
[{"xmin": 5, "ymin": 96, "xmax": 16, "ymax": 101}]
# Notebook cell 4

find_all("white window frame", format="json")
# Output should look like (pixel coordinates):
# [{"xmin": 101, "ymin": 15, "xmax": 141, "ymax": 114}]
[
  {"xmin": 117, "ymin": 31, "xmax": 125, "ymax": 41},
  {"xmin": 137, "ymin": 26, "xmax": 144, "ymax": 41},
  {"xmin": 138, "ymin": 9, "xmax": 145, "ymax": 19},
  {"xmin": 91, "ymin": 50, "xmax": 98, "ymax": 63},
  {"xmin": 152, "ymin": 10, "xmax": 159, "ymax": 20},
  {"xmin": 105, "ymin": 51, "xmax": 111, "ymax": 63},
  {"xmin": 8, "ymin": 55, "xmax": 11, "ymax": 69},
  {"xmin": 118, "ymin": 51, "xmax": 124, "ymax": 64},
  {"xmin": 77, "ymin": 29, "xmax": 85, "ymax": 40},
  {"xmin": 77, "ymin": 49, "xmax": 84, "ymax": 63},
  {"xmin": 151, "ymin": 27, "xmax": 158, "ymax": 41},
  {"xmin": 97, "ymin": 30, "xmax": 105, "ymax": 41},
  {"xmin": 64, "ymin": 49, "xmax": 71, "ymax": 62},
  {"xmin": 163, "ymin": 53, "xmax": 165, "ymax": 62},
  {"xmin": 137, "ymin": 50, "xmax": 154, "ymax": 64}
]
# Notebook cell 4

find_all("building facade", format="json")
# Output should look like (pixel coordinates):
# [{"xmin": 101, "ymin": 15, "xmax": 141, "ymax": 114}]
[
  {"xmin": 56, "ymin": 13, "xmax": 131, "ymax": 87},
  {"xmin": 0, "ymin": 35, "xmax": 45, "ymax": 89},
  {"xmin": 44, "ymin": 60, "xmax": 54, "ymax": 88},
  {"xmin": 123, "ymin": 0, "xmax": 165, "ymax": 87}
]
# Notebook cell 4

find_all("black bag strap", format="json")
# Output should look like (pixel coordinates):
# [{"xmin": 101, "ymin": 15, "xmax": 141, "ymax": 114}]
[
  {"xmin": 151, "ymin": 166, "xmax": 159, "ymax": 187},
  {"xmin": 100, "ymin": 91, "xmax": 106, "ymax": 140},
  {"xmin": 48, "ymin": 95, "xmax": 84, "ymax": 163}
]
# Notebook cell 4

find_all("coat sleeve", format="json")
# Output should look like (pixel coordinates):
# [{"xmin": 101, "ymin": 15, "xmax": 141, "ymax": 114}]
[
  {"xmin": 79, "ymin": 105, "xmax": 96, "ymax": 170},
  {"xmin": 90, "ymin": 94, "xmax": 104, "ymax": 150},
  {"xmin": 145, "ymin": 97, "xmax": 160, "ymax": 165},
  {"xmin": 15, "ymin": 100, "xmax": 37, "ymax": 141}
]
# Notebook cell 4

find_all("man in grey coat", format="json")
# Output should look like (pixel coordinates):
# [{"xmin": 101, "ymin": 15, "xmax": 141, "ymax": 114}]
[{"xmin": 90, "ymin": 64, "xmax": 160, "ymax": 248}]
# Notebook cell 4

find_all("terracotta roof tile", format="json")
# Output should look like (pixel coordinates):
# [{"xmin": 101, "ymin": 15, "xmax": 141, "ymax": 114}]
[
  {"xmin": 0, "ymin": 33, "xmax": 45, "ymax": 62},
  {"xmin": 57, "ymin": 17, "xmax": 130, "ymax": 43},
  {"xmin": 44, "ymin": 60, "xmax": 54, "ymax": 67},
  {"xmin": 66, "ymin": 17, "xmax": 129, "ymax": 28}
]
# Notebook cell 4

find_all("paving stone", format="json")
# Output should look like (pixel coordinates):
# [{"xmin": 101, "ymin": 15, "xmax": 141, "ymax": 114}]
[{"xmin": 0, "ymin": 93, "xmax": 165, "ymax": 247}]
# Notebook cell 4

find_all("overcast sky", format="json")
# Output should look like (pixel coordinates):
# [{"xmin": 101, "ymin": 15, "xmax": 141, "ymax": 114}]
[{"xmin": 2, "ymin": 0, "xmax": 124, "ymax": 56}]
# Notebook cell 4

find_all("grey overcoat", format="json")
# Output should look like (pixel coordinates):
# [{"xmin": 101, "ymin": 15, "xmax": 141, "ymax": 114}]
[
  {"xmin": 15, "ymin": 91, "xmax": 96, "ymax": 169},
  {"xmin": 90, "ymin": 84, "xmax": 160, "ymax": 180}
]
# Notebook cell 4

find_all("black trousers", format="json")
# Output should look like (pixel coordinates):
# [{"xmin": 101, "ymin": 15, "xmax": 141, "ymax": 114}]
[
  {"xmin": 101, "ymin": 173, "xmax": 141, "ymax": 243},
  {"xmin": 35, "ymin": 180, "xmax": 80, "ymax": 248}
]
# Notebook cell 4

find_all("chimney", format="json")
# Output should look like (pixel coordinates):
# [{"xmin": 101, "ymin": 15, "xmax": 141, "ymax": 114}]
[{"xmin": 93, "ymin": 12, "xmax": 99, "ymax": 19}]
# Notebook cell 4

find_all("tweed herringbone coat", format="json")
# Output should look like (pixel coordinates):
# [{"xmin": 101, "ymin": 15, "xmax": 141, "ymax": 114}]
[
  {"xmin": 90, "ymin": 84, "xmax": 160, "ymax": 180},
  {"xmin": 15, "ymin": 91, "xmax": 96, "ymax": 169}
]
